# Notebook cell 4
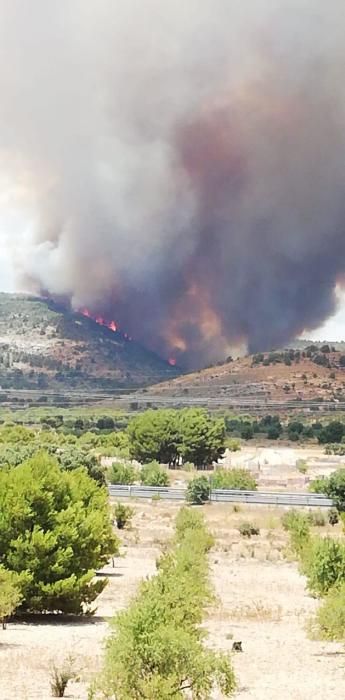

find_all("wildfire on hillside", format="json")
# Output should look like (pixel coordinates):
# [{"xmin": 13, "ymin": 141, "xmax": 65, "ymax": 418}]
[{"xmin": 79, "ymin": 307, "xmax": 118, "ymax": 333}]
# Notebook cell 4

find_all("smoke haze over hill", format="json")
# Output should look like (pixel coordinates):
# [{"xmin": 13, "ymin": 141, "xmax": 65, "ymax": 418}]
[{"xmin": 1, "ymin": 1, "xmax": 345, "ymax": 366}]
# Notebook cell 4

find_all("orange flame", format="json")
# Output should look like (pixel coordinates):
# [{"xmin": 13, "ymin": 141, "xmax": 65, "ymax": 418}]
[{"xmin": 79, "ymin": 307, "xmax": 118, "ymax": 333}]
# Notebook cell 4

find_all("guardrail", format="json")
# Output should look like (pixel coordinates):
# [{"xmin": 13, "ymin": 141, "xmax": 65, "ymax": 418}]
[{"xmin": 108, "ymin": 485, "xmax": 333, "ymax": 508}]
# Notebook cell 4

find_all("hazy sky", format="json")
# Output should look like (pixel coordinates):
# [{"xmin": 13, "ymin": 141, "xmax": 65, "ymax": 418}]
[{"xmin": 1, "ymin": 0, "xmax": 345, "ymax": 362}]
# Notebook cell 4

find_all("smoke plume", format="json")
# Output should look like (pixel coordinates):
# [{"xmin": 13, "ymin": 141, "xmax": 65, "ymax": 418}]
[{"xmin": 1, "ymin": 1, "xmax": 345, "ymax": 367}]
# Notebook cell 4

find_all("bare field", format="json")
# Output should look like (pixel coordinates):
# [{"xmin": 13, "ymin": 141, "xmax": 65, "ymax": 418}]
[{"xmin": 0, "ymin": 501, "xmax": 344, "ymax": 700}]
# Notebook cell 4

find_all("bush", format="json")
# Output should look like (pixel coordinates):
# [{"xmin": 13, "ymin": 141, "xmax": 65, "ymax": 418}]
[
  {"xmin": 113, "ymin": 503, "xmax": 134, "ymax": 530},
  {"xmin": 301, "ymin": 537, "xmax": 345, "ymax": 597},
  {"xmin": 296, "ymin": 459, "xmax": 308, "ymax": 474},
  {"xmin": 238, "ymin": 522, "xmax": 260, "ymax": 537},
  {"xmin": 309, "ymin": 477, "xmax": 328, "ymax": 494},
  {"xmin": 96, "ymin": 509, "xmax": 235, "ymax": 699},
  {"xmin": 311, "ymin": 582, "xmax": 345, "ymax": 640},
  {"xmin": 226, "ymin": 438, "xmax": 241, "ymax": 452},
  {"xmin": 328, "ymin": 507, "xmax": 339, "ymax": 526},
  {"xmin": 210, "ymin": 468, "xmax": 257, "ymax": 491},
  {"xmin": 0, "ymin": 452, "xmax": 118, "ymax": 614},
  {"xmin": 186, "ymin": 476, "xmax": 210, "ymax": 505},
  {"xmin": 281, "ymin": 510, "xmax": 311, "ymax": 556},
  {"xmin": 140, "ymin": 461, "xmax": 169, "ymax": 487},
  {"xmin": 108, "ymin": 461, "xmax": 137, "ymax": 485},
  {"xmin": 323, "ymin": 468, "xmax": 345, "ymax": 511},
  {"xmin": 50, "ymin": 656, "xmax": 76, "ymax": 697}
]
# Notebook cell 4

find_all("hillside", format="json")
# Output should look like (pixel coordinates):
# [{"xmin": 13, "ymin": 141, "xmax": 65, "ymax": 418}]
[
  {"xmin": 0, "ymin": 294, "xmax": 178, "ymax": 392},
  {"xmin": 147, "ymin": 346, "xmax": 345, "ymax": 404}
]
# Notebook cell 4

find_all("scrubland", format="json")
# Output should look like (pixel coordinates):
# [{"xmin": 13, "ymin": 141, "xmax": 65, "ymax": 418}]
[{"xmin": 1, "ymin": 501, "xmax": 344, "ymax": 700}]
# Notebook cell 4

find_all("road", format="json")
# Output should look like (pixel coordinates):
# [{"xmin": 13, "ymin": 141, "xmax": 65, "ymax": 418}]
[{"xmin": 108, "ymin": 484, "xmax": 333, "ymax": 507}]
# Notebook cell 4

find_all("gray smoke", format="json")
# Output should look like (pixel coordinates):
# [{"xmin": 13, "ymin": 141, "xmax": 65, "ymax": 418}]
[{"xmin": 1, "ymin": 0, "xmax": 345, "ymax": 367}]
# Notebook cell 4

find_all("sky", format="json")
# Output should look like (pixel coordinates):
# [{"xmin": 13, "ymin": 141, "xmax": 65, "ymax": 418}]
[{"xmin": 1, "ymin": 0, "xmax": 345, "ymax": 361}]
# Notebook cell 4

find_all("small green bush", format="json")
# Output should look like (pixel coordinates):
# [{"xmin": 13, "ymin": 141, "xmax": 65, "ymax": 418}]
[
  {"xmin": 311, "ymin": 582, "xmax": 345, "ymax": 640},
  {"xmin": 301, "ymin": 536, "xmax": 345, "ymax": 597},
  {"xmin": 226, "ymin": 438, "xmax": 241, "ymax": 452},
  {"xmin": 210, "ymin": 468, "xmax": 257, "ymax": 491},
  {"xmin": 238, "ymin": 522, "xmax": 260, "ymax": 537},
  {"xmin": 113, "ymin": 503, "xmax": 134, "ymax": 530},
  {"xmin": 281, "ymin": 510, "xmax": 311, "ymax": 557},
  {"xmin": 186, "ymin": 476, "xmax": 210, "ymax": 505},
  {"xmin": 108, "ymin": 461, "xmax": 137, "ymax": 485},
  {"xmin": 309, "ymin": 477, "xmax": 328, "ymax": 494},
  {"xmin": 140, "ymin": 461, "xmax": 169, "ymax": 487}
]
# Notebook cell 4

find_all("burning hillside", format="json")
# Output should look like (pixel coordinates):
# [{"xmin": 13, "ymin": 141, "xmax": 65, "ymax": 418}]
[
  {"xmin": 1, "ymin": 2, "xmax": 345, "ymax": 367},
  {"xmin": 0, "ymin": 294, "xmax": 178, "ymax": 392}
]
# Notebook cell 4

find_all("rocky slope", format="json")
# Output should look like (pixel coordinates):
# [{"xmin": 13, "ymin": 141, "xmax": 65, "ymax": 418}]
[{"xmin": 0, "ymin": 294, "xmax": 178, "ymax": 392}]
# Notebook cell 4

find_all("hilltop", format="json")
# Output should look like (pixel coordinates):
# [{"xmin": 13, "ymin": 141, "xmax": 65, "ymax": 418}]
[
  {"xmin": 147, "ymin": 345, "xmax": 345, "ymax": 404},
  {"xmin": 0, "ymin": 293, "xmax": 178, "ymax": 392}
]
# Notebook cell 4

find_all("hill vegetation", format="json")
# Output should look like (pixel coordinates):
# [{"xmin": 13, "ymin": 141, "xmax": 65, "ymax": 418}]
[
  {"xmin": 0, "ymin": 293, "xmax": 178, "ymax": 393},
  {"xmin": 150, "ymin": 345, "xmax": 345, "ymax": 404}
]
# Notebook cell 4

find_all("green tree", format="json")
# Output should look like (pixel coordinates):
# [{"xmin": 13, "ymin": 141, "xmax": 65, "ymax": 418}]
[
  {"xmin": 52, "ymin": 446, "xmax": 106, "ymax": 485},
  {"xmin": 323, "ymin": 468, "xmax": 345, "ymax": 511},
  {"xmin": 0, "ymin": 452, "xmax": 118, "ymax": 614},
  {"xmin": 186, "ymin": 476, "xmax": 210, "ymax": 505},
  {"xmin": 179, "ymin": 409, "xmax": 225, "ymax": 468},
  {"xmin": 318, "ymin": 421, "xmax": 345, "ymax": 444},
  {"xmin": 210, "ymin": 468, "xmax": 257, "ymax": 491},
  {"xmin": 140, "ymin": 461, "xmax": 169, "ymax": 487},
  {"xmin": 0, "ymin": 566, "xmax": 23, "ymax": 628},
  {"xmin": 128, "ymin": 410, "xmax": 180, "ymax": 466}
]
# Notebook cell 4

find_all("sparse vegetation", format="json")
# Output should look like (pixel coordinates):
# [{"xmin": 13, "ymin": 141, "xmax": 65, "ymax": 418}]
[
  {"xmin": 210, "ymin": 467, "xmax": 257, "ymax": 491},
  {"xmin": 94, "ymin": 507, "xmax": 235, "ymax": 699},
  {"xmin": 113, "ymin": 503, "xmax": 134, "ymax": 530},
  {"xmin": 140, "ymin": 461, "xmax": 169, "ymax": 487},
  {"xmin": 238, "ymin": 522, "xmax": 260, "ymax": 537}
]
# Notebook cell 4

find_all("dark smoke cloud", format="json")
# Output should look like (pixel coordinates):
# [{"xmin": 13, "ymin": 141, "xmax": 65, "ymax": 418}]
[{"xmin": 1, "ymin": 1, "xmax": 345, "ymax": 367}]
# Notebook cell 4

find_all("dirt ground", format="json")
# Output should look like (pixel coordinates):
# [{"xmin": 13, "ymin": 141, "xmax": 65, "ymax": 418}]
[{"xmin": 0, "ymin": 501, "xmax": 344, "ymax": 700}]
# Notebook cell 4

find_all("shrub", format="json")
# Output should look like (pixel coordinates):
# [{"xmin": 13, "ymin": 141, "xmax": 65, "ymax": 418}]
[
  {"xmin": 186, "ymin": 476, "xmax": 210, "ymax": 505},
  {"xmin": 328, "ymin": 507, "xmax": 339, "ymax": 526},
  {"xmin": 113, "ymin": 503, "xmax": 134, "ymax": 530},
  {"xmin": 238, "ymin": 522, "xmax": 260, "ymax": 537},
  {"xmin": 281, "ymin": 510, "xmax": 311, "ymax": 556},
  {"xmin": 140, "ymin": 461, "xmax": 169, "ymax": 487},
  {"xmin": 311, "ymin": 582, "xmax": 345, "ymax": 640},
  {"xmin": 0, "ymin": 452, "xmax": 118, "ymax": 614},
  {"xmin": 226, "ymin": 438, "xmax": 241, "ymax": 452},
  {"xmin": 301, "ymin": 537, "xmax": 345, "ymax": 597},
  {"xmin": 108, "ymin": 461, "xmax": 137, "ymax": 485},
  {"xmin": 50, "ymin": 656, "xmax": 76, "ymax": 697},
  {"xmin": 95, "ymin": 509, "xmax": 235, "ymax": 699},
  {"xmin": 309, "ymin": 477, "xmax": 328, "ymax": 494},
  {"xmin": 296, "ymin": 459, "xmax": 308, "ymax": 474},
  {"xmin": 210, "ymin": 468, "xmax": 257, "ymax": 491}
]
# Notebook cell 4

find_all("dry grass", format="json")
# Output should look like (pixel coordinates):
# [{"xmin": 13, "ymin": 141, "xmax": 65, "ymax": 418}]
[{"xmin": 1, "ymin": 500, "xmax": 344, "ymax": 700}]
